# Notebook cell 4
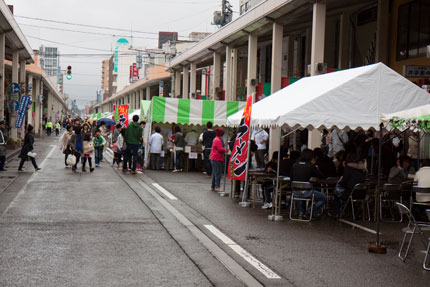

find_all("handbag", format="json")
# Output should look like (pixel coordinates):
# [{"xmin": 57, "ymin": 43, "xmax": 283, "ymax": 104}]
[
  {"xmin": 83, "ymin": 141, "xmax": 94, "ymax": 153},
  {"xmin": 66, "ymin": 154, "xmax": 77, "ymax": 166}
]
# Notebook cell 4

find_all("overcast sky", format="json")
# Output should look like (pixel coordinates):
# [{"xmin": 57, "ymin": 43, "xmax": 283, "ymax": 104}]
[{"xmin": 7, "ymin": 0, "xmax": 240, "ymax": 109}]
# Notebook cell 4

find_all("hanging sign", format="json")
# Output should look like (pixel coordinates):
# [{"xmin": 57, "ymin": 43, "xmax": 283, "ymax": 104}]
[{"xmin": 228, "ymin": 95, "xmax": 252, "ymax": 181}]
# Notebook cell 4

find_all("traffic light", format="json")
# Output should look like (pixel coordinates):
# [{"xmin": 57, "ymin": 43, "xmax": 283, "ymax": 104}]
[{"xmin": 66, "ymin": 65, "xmax": 72, "ymax": 80}]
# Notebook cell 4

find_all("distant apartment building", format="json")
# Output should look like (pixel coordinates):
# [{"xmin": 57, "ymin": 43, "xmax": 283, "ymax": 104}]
[
  {"xmin": 101, "ymin": 59, "xmax": 109, "ymax": 100},
  {"xmin": 239, "ymin": 0, "xmax": 265, "ymax": 15},
  {"xmin": 38, "ymin": 46, "xmax": 60, "ymax": 77},
  {"xmin": 158, "ymin": 31, "xmax": 178, "ymax": 49}
]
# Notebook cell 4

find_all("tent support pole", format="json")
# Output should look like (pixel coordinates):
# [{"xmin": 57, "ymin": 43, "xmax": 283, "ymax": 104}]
[
  {"xmin": 268, "ymin": 127, "xmax": 299, "ymax": 221},
  {"xmin": 219, "ymin": 128, "xmax": 230, "ymax": 197},
  {"xmin": 368, "ymin": 123, "xmax": 387, "ymax": 254}
]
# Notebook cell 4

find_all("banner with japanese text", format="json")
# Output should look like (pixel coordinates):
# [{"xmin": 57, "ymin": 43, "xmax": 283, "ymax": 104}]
[
  {"xmin": 15, "ymin": 95, "xmax": 31, "ymax": 129},
  {"xmin": 228, "ymin": 95, "xmax": 252, "ymax": 181},
  {"xmin": 117, "ymin": 104, "xmax": 129, "ymax": 127}
]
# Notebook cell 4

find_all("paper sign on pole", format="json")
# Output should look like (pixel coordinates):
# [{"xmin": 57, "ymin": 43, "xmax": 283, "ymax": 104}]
[{"xmin": 228, "ymin": 95, "xmax": 253, "ymax": 181}]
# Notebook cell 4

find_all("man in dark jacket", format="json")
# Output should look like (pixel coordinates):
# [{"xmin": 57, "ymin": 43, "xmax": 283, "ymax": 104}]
[
  {"xmin": 123, "ymin": 115, "xmax": 143, "ymax": 174},
  {"xmin": 202, "ymin": 121, "xmax": 216, "ymax": 176},
  {"xmin": 290, "ymin": 149, "xmax": 327, "ymax": 218}
]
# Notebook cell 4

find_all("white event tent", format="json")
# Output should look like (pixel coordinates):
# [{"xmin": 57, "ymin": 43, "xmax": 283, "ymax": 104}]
[{"xmin": 227, "ymin": 63, "xmax": 430, "ymax": 130}]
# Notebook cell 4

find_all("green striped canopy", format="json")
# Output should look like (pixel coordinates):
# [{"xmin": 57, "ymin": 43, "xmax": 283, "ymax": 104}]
[{"xmin": 149, "ymin": 97, "xmax": 246, "ymax": 126}]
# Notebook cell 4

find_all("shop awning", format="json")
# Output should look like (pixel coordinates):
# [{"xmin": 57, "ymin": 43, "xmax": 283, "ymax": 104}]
[
  {"xmin": 227, "ymin": 63, "xmax": 430, "ymax": 130},
  {"xmin": 148, "ymin": 97, "xmax": 246, "ymax": 126},
  {"xmin": 381, "ymin": 104, "xmax": 430, "ymax": 131}
]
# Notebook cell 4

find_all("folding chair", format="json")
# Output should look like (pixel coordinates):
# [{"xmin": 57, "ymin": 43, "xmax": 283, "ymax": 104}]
[
  {"xmin": 424, "ymin": 209, "xmax": 430, "ymax": 271},
  {"xmin": 339, "ymin": 183, "xmax": 370, "ymax": 221},
  {"xmin": 381, "ymin": 183, "xmax": 403, "ymax": 222},
  {"xmin": 395, "ymin": 203, "xmax": 428, "ymax": 262},
  {"xmin": 290, "ymin": 181, "xmax": 314, "ymax": 222}
]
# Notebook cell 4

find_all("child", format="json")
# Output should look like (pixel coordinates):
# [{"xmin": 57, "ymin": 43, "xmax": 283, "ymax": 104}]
[{"xmin": 93, "ymin": 129, "xmax": 106, "ymax": 167}]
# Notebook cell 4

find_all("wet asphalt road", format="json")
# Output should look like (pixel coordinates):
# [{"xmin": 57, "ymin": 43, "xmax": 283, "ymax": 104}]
[
  {"xmin": 1, "ymin": 135, "xmax": 429, "ymax": 286},
  {"xmin": 0, "ymin": 135, "xmax": 238, "ymax": 287}
]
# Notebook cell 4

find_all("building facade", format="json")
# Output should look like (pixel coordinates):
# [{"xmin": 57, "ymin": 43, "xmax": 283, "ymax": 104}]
[
  {"xmin": 239, "ymin": 0, "xmax": 265, "ymax": 15},
  {"xmin": 101, "ymin": 59, "xmax": 109, "ymax": 100}
]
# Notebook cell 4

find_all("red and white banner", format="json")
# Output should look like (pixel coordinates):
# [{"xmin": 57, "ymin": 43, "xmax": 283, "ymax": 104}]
[
  {"xmin": 114, "ymin": 104, "xmax": 129, "ymax": 127},
  {"xmin": 228, "ymin": 95, "xmax": 252, "ymax": 181}
]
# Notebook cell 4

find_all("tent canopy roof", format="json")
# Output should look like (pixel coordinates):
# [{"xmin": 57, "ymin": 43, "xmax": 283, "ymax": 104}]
[
  {"xmin": 149, "ymin": 96, "xmax": 246, "ymax": 126},
  {"xmin": 227, "ymin": 63, "xmax": 430, "ymax": 130},
  {"xmin": 381, "ymin": 104, "xmax": 430, "ymax": 123}
]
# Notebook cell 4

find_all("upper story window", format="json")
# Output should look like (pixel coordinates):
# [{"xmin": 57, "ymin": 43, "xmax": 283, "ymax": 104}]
[{"xmin": 397, "ymin": 0, "xmax": 430, "ymax": 60}]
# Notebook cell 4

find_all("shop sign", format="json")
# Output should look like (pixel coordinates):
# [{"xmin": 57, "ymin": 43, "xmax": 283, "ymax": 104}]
[{"xmin": 403, "ymin": 65, "xmax": 430, "ymax": 78}]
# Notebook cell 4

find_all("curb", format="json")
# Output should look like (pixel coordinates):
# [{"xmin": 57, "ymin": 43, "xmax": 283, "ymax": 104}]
[{"xmin": 6, "ymin": 149, "xmax": 20, "ymax": 162}]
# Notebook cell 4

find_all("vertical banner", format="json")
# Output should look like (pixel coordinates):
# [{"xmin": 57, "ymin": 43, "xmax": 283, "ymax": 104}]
[
  {"xmin": 118, "ymin": 104, "xmax": 129, "ymax": 127},
  {"xmin": 228, "ymin": 95, "xmax": 253, "ymax": 181},
  {"xmin": 113, "ymin": 104, "xmax": 119, "ymax": 122},
  {"xmin": 159, "ymin": 81, "xmax": 164, "ymax": 96},
  {"xmin": 15, "ymin": 95, "xmax": 31, "ymax": 129}
]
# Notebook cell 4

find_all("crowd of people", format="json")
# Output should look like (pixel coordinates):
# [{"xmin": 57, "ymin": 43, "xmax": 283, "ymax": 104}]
[{"xmin": 59, "ymin": 115, "xmax": 146, "ymax": 174}]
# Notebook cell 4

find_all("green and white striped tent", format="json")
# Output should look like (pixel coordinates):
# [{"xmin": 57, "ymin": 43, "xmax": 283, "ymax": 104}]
[{"xmin": 147, "ymin": 96, "xmax": 246, "ymax": 126}]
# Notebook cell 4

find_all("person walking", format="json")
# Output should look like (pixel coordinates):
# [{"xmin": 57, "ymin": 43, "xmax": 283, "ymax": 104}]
[
  {"xmin": 61, "ymin": 125, "xmax": 74, "ymax": 167},
  {"xmin": 210, "ymin": 128, "xmax": 226, "ymax": 192},
  {"xmin": 70, "ymin": 119, "xmax": 83, "ymax": 173},
  {"xmin": 149, "ymin": 126, "xmax": 164, "ymax": 170},
  {"xmin": 202, "ymin": 121, "xmax": 216, "ymax": 176},
  {"xmin": 81, "ymin": 123, "xmax": 95, "ymax": 172},
  {"xmin": 18, "ymin": 125, "xmax": 40, "ymax": 172},
  {"xmin": 45, "ymin": 120, "xmax": 53, "ymax": 136},
  {"xmin": 123, "ymin": 115, "xmax": 143, "ymax": 174},
  {"xmin": 172, "ymin": 126, "xmax": 185, "ymax": 172},
  {"xmin": 93, "ymin": 129, "xmax": 106, "ymax": 167},
  {"xmin": 55, "ymin": 121, "xmax": 61, "ymax": 136},
  {"xmin": 0, "ymin": 120, "xmax": 7, "ymax": 171}
]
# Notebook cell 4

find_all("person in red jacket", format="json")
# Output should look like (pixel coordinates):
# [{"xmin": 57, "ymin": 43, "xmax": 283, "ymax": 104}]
[{"xmin": 210, "ymin": 128, "xmax": 226, "ymax": 192}]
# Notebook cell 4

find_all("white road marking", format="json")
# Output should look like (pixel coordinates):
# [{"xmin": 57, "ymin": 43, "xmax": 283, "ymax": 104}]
[
  {"xmin": 1, "ymin": 145, "xmax": 56, "ymax": 217},
  {"xmin": 338, "ymin": 219, "xmax": 380, "ymax": 235},
  {"xmin": 152, "ymin": 183, "xmax": 178, "ymax": 200},
  {"xmin": 132, "ymin": 178, "xmax": 265, "ymax": 286},
  {"xmin": 204, "ymin": 224, "xmax": 281, "ymax": 279}
]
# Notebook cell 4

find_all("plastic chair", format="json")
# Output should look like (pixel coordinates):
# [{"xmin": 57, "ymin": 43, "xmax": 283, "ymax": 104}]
[
  {"xmin": 395, "ymin": 203, "xmax": 428, "ymax": 262},
  {"xmin": 339, "ymin": 183, "xmax": 370, "ymax": 221},
  {"xmin": 289, "ymin": 181, "xmax": 314, "ymax": 222},
  {"xmin": 381, "ymin": 183, "xmax": 403, "ymax": 222}
]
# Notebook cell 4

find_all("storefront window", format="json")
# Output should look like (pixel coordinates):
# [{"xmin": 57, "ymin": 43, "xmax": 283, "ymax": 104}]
[{"xmin": 396, "ymin": 0, "xmax": 430, "ymax": 60}]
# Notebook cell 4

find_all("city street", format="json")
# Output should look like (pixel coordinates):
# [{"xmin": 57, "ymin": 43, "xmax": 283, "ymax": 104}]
[{"xmin": 0, "ymin": 136, "xmax": 428, "ymax": 286}]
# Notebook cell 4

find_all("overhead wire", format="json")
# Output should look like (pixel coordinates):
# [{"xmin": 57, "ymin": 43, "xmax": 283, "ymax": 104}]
[{"xmin": 16, "ymin": 15, "xmax": 191, "ymax": 38}]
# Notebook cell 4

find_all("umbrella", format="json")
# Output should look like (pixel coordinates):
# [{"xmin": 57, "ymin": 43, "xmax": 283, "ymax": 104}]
[{"xmin": 97, "ymin": 117, "xmax": 116, "ymax": 126}]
